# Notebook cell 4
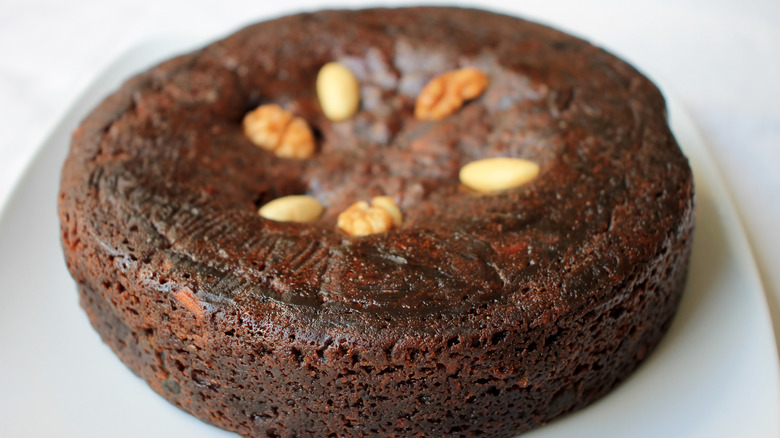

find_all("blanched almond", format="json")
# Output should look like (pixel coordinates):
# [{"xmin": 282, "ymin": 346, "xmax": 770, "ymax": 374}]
[
  {"xmin": 258, "ymin": 195, "xmax": 323, "ymax": 223},
  {"xmin": 317, "ymin": 62, "xmax": 361, "ymax": 121},
  {"xmin": 459, "ymin": 158, "xmax": 540, "ymax": 193}
]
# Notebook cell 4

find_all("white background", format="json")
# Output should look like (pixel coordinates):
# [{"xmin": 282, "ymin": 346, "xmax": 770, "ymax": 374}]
[{"xmin": 0, "ymin": 0, "xmax": 778, "ymax": 350}]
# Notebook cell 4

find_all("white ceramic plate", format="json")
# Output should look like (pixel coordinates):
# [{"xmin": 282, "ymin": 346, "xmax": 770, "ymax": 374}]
[{"xmin": 0, "ymin": 37, "xmax": 777, "ymax": 438}]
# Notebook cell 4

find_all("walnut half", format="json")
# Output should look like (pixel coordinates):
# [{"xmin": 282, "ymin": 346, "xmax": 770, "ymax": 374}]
[
  {"xmin": 337, "ymin": 196, "xmax": 403, "ymax": 236},
  {"xmin": 243, "ymin": 104, "xmax": 315, "ymax": 159},
  {"xmin": 414, "ymin": 67, "xmax": 489, "ymax": 121}
]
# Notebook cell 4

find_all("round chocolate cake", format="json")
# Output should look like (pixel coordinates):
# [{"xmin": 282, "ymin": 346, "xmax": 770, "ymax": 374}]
[{"xmin": 59, "ymin": 7, "xmax": 694, "ymax": 438}]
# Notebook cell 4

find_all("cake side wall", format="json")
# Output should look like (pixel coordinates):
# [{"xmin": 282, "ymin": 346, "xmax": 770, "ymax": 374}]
[{"xmin": 70, "ymin": 190, "xmax": 693, "ymax": 438}]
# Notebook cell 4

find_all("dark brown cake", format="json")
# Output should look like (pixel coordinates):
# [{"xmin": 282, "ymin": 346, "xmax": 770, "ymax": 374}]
[{"xmin": 58, "ymin": 7, "xmax": 694, "ymax": 438}]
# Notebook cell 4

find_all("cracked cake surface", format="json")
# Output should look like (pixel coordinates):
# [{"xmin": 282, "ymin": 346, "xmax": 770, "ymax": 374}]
[{"xmin": 59, "ymin": 7, "xmax": 694, "ymax": 437}]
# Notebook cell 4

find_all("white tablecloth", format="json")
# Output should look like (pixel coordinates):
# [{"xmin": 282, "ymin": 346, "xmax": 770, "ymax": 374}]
[{"xmin": 1, "ymin": 0, "xmax": 778, "ymax": 347}]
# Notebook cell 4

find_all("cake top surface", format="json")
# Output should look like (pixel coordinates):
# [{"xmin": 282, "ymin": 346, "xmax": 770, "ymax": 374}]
[{"xmin": 60, "ymin": 7, "xmax": 692, "ymax": 337}]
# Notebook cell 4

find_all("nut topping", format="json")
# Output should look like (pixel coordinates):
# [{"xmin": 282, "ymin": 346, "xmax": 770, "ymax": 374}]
[
  {"xmin": 337, "ymin": 196, "xmax": 403, "ymax": 236},
  {"xmin": 243, "ymin": 104, "xmax": 315, "ymax": 159},
  {"xmin": 369, "ymin": 196, "xmax": 402, "ymax": 227},
  {"xmin": 316, "ymin": 62, "xmax": 361, "ymax": 121},
  {"xmin": 459, "ymin": 158, "xmax": 540, "ymax": 193},
  {"xmin": 415, "ymin": 67, "xmax": 489, "ymax": 121},
  {"xmin": 258, "ymin": 195, "xmax": 324, "ymax": 223}
]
